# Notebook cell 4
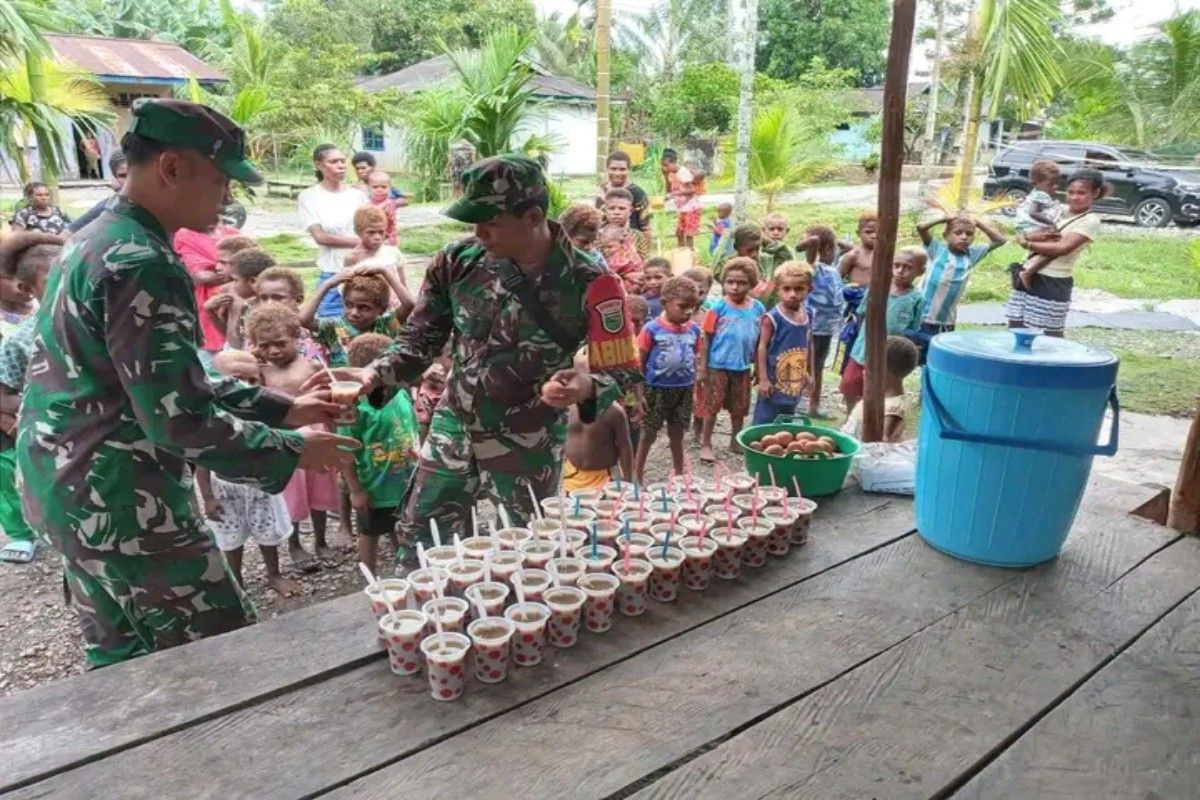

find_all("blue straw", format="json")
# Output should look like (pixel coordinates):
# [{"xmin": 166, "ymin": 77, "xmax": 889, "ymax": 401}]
[
  {"xmin": 661, "ymin": 529, "xmax": 671, "ymax": 557},
  {"xmin": 660, "ymin": 486, "xmax": 667, "ymax": 503},
  {"xmin": 591, "ymin": 523, "xmax": 598, "ymax": 559},
  {"xmin": 633, "ymin": 482, "xmax": 640, "ymax": 500},
  {"xmin": 623, "ymin": 517, "xmax": 631, "ymax": 542},
  {"xmin": 574, "ymin": 495, "xmax": 581, "ymax": 516}
]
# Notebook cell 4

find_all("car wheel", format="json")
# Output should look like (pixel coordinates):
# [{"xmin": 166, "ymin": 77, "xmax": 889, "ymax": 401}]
[
  {"xmin": 1133, "ymin": 197, "xmax": 1171, "ymax": 228},
  {"xmin": 997, "ymin": 189, "xmax": 1026, "ymax": 216}
]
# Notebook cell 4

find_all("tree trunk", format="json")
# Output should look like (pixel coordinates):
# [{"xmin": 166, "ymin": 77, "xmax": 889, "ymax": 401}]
[
  {"xmin": 1167, "ymin": 403, "xmax": 1200, "ymax": 534},
  {"xmin": 955, "ymin": 7, "xmax": 984, "ymax": 211},
  {"xmin": 863, "ymin": 0, "xmax": 918, "ymax": 443},
  {"xmin": 732, "ymin": 0, "xmax": 756, "ymax": 223},
  {"xmin": 595, "ymin": 0, "xmax": 612, "ymax": 177},
  {"xmin": 26, "ymin": 55, "xmax": 59, "ymax": 196},
  {"xmin": 918, "ymin": 0, "xmax": 946, "ymax": 196}
]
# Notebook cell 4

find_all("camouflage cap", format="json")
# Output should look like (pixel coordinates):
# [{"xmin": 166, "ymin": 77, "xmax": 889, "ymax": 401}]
[{"xmin": 444, "ymin": 154, "xmax": 549, "ymax": 223}]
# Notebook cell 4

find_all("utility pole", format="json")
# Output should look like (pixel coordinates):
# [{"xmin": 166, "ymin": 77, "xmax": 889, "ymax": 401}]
[
  {"xmin": 918, "ymin": 0, "xmax": 946, "ymax": 198},
  {"xmin": 732, "ymin": 0, "xmax": 757, "ymax": 222},
  {"xmin": 595, "ymin": 0, "xmax": 612, "ymax": 177},
  {"xmin": 862, "ymin": 0, "xmax": 917, "ymax": 443}
]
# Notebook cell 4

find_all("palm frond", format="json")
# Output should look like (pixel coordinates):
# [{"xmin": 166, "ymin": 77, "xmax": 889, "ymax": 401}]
[{"xmin": 979, "ymin": 0, "xmax": 1064, "ymax": 117}]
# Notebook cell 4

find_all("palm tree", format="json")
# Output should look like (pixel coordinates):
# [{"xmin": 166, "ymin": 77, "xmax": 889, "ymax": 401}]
[
  {"xmin": 749, "ymin": 103, "xmax": 831, "ymax": 211},
  {"xmin": 0, "ymin": 54, "xmax": 114, "ymax": 185},
  {"xmin": 622, "ymin": 0, "xmax": 726, "ymax": 82},
  {"xmin": 955, "ymin": 0, "xmax": 1063, "ymax": 209},
  {"xmin": 0, "ymin": 0, "xmax": 54, "ymax": 63}
]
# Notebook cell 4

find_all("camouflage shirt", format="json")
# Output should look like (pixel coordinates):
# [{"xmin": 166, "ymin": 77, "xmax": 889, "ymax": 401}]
[
  {"xmin": 372, "ymin": 221, "xmax": 641, "ymax": 454},
  {"xmin": 16, "ymin": 198, "xmax": 304, "ymax": 549}
]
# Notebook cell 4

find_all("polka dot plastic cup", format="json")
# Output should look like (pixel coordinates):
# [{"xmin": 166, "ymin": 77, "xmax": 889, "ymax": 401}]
[
  {"xmin": 611, "ymin": 558, "xmax": 653, "ymax": 616},
  {"xmin": 567, "ymin": 488, "xmax": 605, "ymax": 509},
  {"xmin": 577, "ymin": 572, "xmax": 620, "ymax": 632},
  {"xmin": 618, "ymin": 532, "xmax": 655, "ymax": 559},
  {"xmin": 721, "ymin": 473, "xmax": 756, "ymax": 495},
  {"xmin": 674, "ymin": 497, "xmax": 705, "ymax": 517},
  {"xmin": 646, "ymin": 545, "xmax": 685, "ymax": 602},
  {"xmin": 460, "ymin": 536, "xmax": 496, "ymax": 560},
  {"xmin": 421, "ymin": 596, "xmax": 469, "ymax": 635},
  {"xmin": 378, "ymin": 609, "xmax": 427, "ymax": 676},
  {"xmin": 603, "ymin": 480, "xmax": 634, "ymax": 500},
  {"xmin": 548, "ymin": 556, "xmax": 587, "ymax": 587},
  {"xmin": 649, "ymin": 523, "xmax": 687, "ymax": 548},
  {"xmin": 504, "ymin": 601, "xmax": 552, "ymax": 666},
  {"xmin": 711, "ymin": 527, "xmax": 749, "ymax": 580},
  {"xmin": 488, "ymin": 550, "xmax": 525, "ymax": 584},
  {"xmin": 761, "ymin": 506, "xmax": 795, "ymax": 557},
  {"xmin": 467, "ymin": 617, "xmax": 515, "ymax": 684},
  {"xmin": 511, "ymin": 568, "xmax": 552, "ymax": 603},
  {"xmin": 408, "ymin": 567, "xmax": 450, "ymax": 607},
  {"xmin": 619, "ymin": 511, "xmax": 655, "ymax": 536},
  {"xmin": 529, "ymin": 518, "xmax": 565, "ymax": 540},
  {"xmin": 643, "ymin": 482, "xmax": 672, "ymax": 500},
  {"xmin": 593, "ymin": 498, "xmax": 624, "ymax": 519},
  {"xmin": 420, "ymin": 631, "xmax": 471, "ymax": 701},
  {"xmin": 446, "ymin": 559, "xmax": 485, "ymax": 597},
  {"xmin": 562, "ymin": 511, "xmax": 597, "ymax": 532},
  {"xmin": 424, "ymin": 545, "xmax": 459, "ymax": 570},
  {"xmin": 575, "ymin": 544, "xmax": 618, "ymax": 573},
  {"xmin": 496, "ymin": 527, "xmax": 534, "ymax": 551},
  {"xmin": 364, "ymin": 578, "xmax": 409, "ymax": 619},
  {"xmin": 646, "ymin": 500, "xmax": 681, "ymax": 524},
  {"xmin": 539, "ymin": 497, "xmax": 567, "ymax": 519},
  {"xmin": 543, "ymin": 585, "xmax": 587, "ymax": 648},
  {"xmin": 464, "ymin": 581, "xmax": 510, "ymax": 620},
  {"xmin": 701, "ymin": 487, "xmax": 731, "ymax": 511},
  {"xmin": 757, "ymin": 486, "xmax": 789, "ymax": 506},
  {"xmin": 731, "ymin": 493, "xmax": 767, "ymax": 518},
  {"xmin": 736, "ymin": 518, "xmax": 774, "ymax": 568},
  {"xmin": 592, "ymin": 519, "xmax": 622, "ymax": 547},
  {"xmin": 676, "ymin": 514, "xmax": 708, "ymax": 538},
  {"xmin": 678, "ymin": 536, "xmax": 718, "ymax": 591},
  {"xmin": 518, "ymin": 539, "xmax": 558, "ymax": 570},
  {"xmin": 789, "ymin": 499, "xmax": 818, "ymax": 545}
]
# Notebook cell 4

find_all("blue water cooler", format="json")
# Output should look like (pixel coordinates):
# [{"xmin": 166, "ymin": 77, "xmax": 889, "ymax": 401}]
[{"xmin": 916, "ymin": 330, "xmax": 1120, "ymax": 567}]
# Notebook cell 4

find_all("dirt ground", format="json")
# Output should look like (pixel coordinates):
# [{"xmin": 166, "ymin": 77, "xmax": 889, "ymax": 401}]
[{"xmin": 0, "ymin": 415, "xmax": 757, "ymax": 698}]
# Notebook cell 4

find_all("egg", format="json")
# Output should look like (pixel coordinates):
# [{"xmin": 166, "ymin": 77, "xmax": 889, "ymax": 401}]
[
  {"xmin": 748, "ymin": 440, "xmax": 765, "ymax": 451},
  {"xmin": 775, "ymin": 431, "xmax": 795, "ymax": 446},
  {"xmin": 795, "ymin": 431, "xmax": 817, "ymax": 442},
  {"xmin": 764, "ymin": 444, "xmax": 786, "ymax": 456},
  {"xmin": 786, "ymin": 441, "xmax": 806, "ymax": 453}
]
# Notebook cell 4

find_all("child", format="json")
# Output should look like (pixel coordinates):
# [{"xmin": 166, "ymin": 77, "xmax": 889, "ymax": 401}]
[
  {"xmin": 196, "ymin": 349, "xmax": 300, "ymax": 597},
  {"xmin": 837, "ymin": 210, "xmax": 879, "ymax": 286},
  {"xmin": 754, "ymin": 261, "xmax": 813, "ymax": 425},
  {"xmin": 672, "ymin": 170, "xmax": 702, "ymax": 249},
  {"xmin": 800, "ymin": 226, "xmax": 843, "ymax": 417},
  {"xmin": 840, "ymin": 247, "xmax": 926, "ymax": 414},
  {"xmin": 623, "ymin": 294, "xmax": 649, "ymax": 452},
  {"xmin": 1012, "ymin": 159, "xmax": 1062, "ymax": 284},
  {"xmin": 635, "ymin": 276, "xmax": 701, "ymax": 483},
  {"xmin": 604, "ymin": 187, "xmax": 651, "ymax": 257},
  {"xmin": 559, "ymin": 202, "xmax": 603, "ymax": 254},
  {"xmin": 338, "ymin": 333, "xmax": 420, "ymax": 575},
  {"xmin": 344, "ymin": 206, "xmax": 409, "ymax": 312},
  {"xmin": 252, "ymin": 266, "xmax": 325, "ymax": 363},
  {"xmin": 0, "ymin": 233, "xmax": 58, "ymax": 564},
  {"xmin": 413, "ymin": 362, "xmax": 446, "ymax": 443},
  {"xmin": 660, "ymin": 148, "xmax": 679, "ymax": 195},
  {"xmin": 682, "ymin": 266, "xmax": 716, "ymax": 438},
  {"xmin": 710, "ymin": 202, "xmax": 733, "ymax": 256},
  {"xmin": 761, "ymin": 212, "xmax": 795, "ymax": 263},
  {"xmin": 245, "ymin": 302, "xmax": 341, "ymax": 566},
  {"xmin": 203, "ymin": 247, "xmax": 275, "ymax": 350},
  {"xmin": 365, "ymin": 171, "xmax": 400, "ymax": 246},
  {"xmin": 699, "ymin": 257, "xmax": 765, "ymax": 462},
  {"xmin": 0, "ymin": 238, "xmax": 39, "ymax": 338},
  {"xmin": 598, "ymin": 225, "xmax": 643, "ymax": 292},
  {"xmin": 915, "ymin": 213, "xmax": 1006, "ymax": 350},
  {"xmin": 841, "ymin": 336, "xmax": 920, "ymax": 442},
  {"xmin": 563, "ymin": 348, "xmax": 634, "ymax": 492},
  {"xmin": 301, "ymin": 268, "xmax": 411, "ymax": 367},
  {"xmin": 642, "ymin": 257, "xmax": 670, "ymax": 319}
]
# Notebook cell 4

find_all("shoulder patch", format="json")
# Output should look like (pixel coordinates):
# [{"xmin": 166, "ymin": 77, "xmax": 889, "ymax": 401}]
[{"xmin": 585, "ymin": 273, "xmax": 638, "ymax": 370}]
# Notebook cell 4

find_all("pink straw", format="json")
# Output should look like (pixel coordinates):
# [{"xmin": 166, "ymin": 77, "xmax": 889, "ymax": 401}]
[
  {"xmin": 751, "ymin": 493, "xmax": 759, "ymax": 527},
  {"xmin": 697, "ymin": 519, "xmax": 708, "ymax": 547},
  {"xmin": 622, "ymin": 536, "xmax": 632, "ymax": 574},
  {"xmin": 724, "ymin": 498, "xmax": 733, "ymax": 543}
]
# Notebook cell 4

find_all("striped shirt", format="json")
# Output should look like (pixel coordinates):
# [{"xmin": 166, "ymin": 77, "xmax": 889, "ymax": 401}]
[{"xmin": 921, "ymin": 241, "xmax": 991, "ymax": 326}]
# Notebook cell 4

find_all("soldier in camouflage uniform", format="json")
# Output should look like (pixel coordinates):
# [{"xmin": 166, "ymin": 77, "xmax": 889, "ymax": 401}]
[
  {"xmin": 354, "ymin": 155, "xmax": 642, "ymax": 556},
  {"xmin": 15, "ymin": 99, "xmax": 357, "ymax": 667}
]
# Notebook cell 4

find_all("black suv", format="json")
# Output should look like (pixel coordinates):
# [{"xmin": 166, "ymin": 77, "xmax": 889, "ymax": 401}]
[{"xmin": 983, "ymin": 140, "xmax": 1200, "ymax": 227}]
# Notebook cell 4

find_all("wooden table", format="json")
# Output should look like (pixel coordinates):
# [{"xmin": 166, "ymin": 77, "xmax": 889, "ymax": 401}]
[{"xmin": 3, "ymin": 476, "xmax": 1198, "ymax": 799}]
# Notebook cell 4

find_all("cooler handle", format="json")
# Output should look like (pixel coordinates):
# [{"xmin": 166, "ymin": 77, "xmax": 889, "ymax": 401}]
[
  {"xmin": 772, "ymin": 414, "xmax": 813, "ymax": 426},
  {"xmin": 922, "ymin": 370, "xmax": 1120, "ymax": 458}
]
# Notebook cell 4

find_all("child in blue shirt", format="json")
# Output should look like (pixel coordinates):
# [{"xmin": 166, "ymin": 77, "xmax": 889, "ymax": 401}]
[
  {"xmin": 634, "ymin": 276, "xmax": 702, "ymax": 483},
  {"xmin": 754, "ymin": 261, "xmax": 813, "ymax": 425},
  {"xmin": 799, "ymin": 225, "xmax": 843, "ymax": 417},
  {"xmin": 699, "ymin": 257, "xmax": 766, "ymax": 462}
]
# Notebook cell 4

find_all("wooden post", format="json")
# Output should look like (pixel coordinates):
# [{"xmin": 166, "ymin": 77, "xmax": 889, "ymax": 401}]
[
  {"xmin": 862, "ymin": 0, "xmax": 917, "ymax": 443},
  {"xmin": 1167, "ymin": 403, "xmax": 1200, "ymax": 534},
  {"xmin": 732, "ymin": 0, "xmax": 757, "ymax": 223},
  {"xmin": 595, "ymin": 0, "xmax": 612, "ymax": 178}
]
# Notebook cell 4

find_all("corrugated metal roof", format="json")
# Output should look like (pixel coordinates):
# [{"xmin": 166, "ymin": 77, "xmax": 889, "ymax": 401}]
[
  {"xmin": 44, "ymin": 33, "xmax": 225, "ymax": 84},
  {"xmin": 358, "ymin": 55, "xmax": 596, "ymax": 102}
]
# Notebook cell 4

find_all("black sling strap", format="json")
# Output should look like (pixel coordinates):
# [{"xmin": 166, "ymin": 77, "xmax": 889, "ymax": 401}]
[{"xmin": 497, "ymin": 259, "xmax": 580, "ymax": 353}]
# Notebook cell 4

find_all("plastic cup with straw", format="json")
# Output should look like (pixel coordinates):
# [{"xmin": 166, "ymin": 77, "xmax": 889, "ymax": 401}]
[
  {"xmin": 558, "ymin": 529, "xmax": 569, "ymax": 560},
  {"xmin": 497, "ymin": 504, "xmax": 513, "ymax": 530},
  {"xmin": 527, "ymin": 483, "xmax": 543, "ymax": 521},
  {"xmin": 430, "ymin": 518, "xmax": 443, "ymax": 549},
  {"xmin": 483, "ymin": 551, "xmax": 492, "ymax": 583},
  {"xmin": 489, "ymin": 518, "xmax": 500, "ymax": 551},
  {"xmin": 417, "ymin": 542, "xmax": 429, "ymax": 570},
  {"xmin": 590, "ymin": 522, "xmax": 599, "ymax": 560}
]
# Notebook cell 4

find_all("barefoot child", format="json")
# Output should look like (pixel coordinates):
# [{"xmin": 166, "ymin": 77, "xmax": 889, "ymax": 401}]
[
  {"xmin": 635, "ymin": 276, "xmax": 701, "ymax": 483},
  {"xmin": 563, "ymin": 349, "xmax": 634, "ymax": 492},
  {"xmin": 603, "ymin": 187, "xmax": 650, "ymax": 258},
  {"xmin": 672, "ymin": 174, "xmax": 702, "ymax": 249},
  {"xmin": 710, "ymin": 202, "xmax": 733, "ymax": 257},
  {"xmin": 699, "ymin": 257, "xmax": 765, "ymax": 462},
  {"xmin": 799, "ymin": 226, "xmax": 843, "ymax": 417},
  {"xmin": 253, "ymin": 266, "xmax": 323, "ymax": 361},
  {"xmin": 203, "ymin": 247, "xmax": 275, "ymax": 350},
  {"xmin": 837, "ymin": 210, "xmax": 878, "ymax": 286},
  {"xmin": 642, "ymin": 257, "xmax": 670, "ymax": 319},
  {"xmin": 365, "ymin": 170, "xmax": 400, "ymax": 246},
  {"xmin": 754, "ymin": 261, "xmax": 813, "ymax": 425},
  {"xmin": 624, "ymin": 295, "xmax": 649, "ymax": 453},
  {"xmin": 915, "ymin": 213, "xmax": 1006, "ymax": 357},
  {"xmin": 599, "ymin": 225, "xmax": 643, "ymax": 292},
  {"xmin": 559, "ymin": 203, "xmax": 603, "ymax": 255},
  {"xmin": 344, "ymin": 206, "xmax": 409, "ymax": 311},
  {"xmin": 1012, "ymin": 159, "xmax": 1062, "ymax": 279},
  {"xmin": 338, "ymin": 333, "xmax": 419, "ymax": 575},
  {"xmin": 841, "ymin": 336, "xmax": 919, "ymax": 441},
  {"xmin": 840, "ymin": 248, "xmax": 926, "ymax": 415},
  {"xmin": 301, "ymin": 268, "xmax": 412, "ymax": 367},
  {"xmin": 681, "ymin": 266, "xmax": 716, "ymax": 438},
  {"xmin": 761, "ymin": 212, "xmax": 795, "ymax": 263},
  {"xmin": 413, "ymin": 362, "xmax": 446, "ymax": 443},
  {"xmin": 195, "ymin": 349, "xmax": 301, "ymax": 597}
]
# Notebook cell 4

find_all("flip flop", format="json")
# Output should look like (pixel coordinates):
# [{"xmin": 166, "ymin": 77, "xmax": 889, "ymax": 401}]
[{"xmin": 0, "ymin": 539, "xmax": 37, "ymax": 564}]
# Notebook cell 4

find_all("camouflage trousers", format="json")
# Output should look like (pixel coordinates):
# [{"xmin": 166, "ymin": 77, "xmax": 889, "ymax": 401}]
[
  {"xmin": 397, "ymin": 406, "xmax": 565, "ymax": 560},
  {"xmin": 49, "ymin": 519, "xmax": 256, "ymax": 667}
]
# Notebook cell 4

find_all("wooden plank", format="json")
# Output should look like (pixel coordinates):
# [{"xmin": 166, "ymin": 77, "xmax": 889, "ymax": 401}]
[
  {"xmin": 0, "ymin": 591, "xmax": 381, "ymax": 793},
  {"xmin": 953, "ymin": 588, "xmax": 1200, "ymax": 799},
  {"xmin": 623, "ymin": 518, "xmax": 1197, "ymax": 799},
  {"xmin": 6, "ymin": 492, "xmax": 914, "ymax": 800},
  {"xmin": 1168, "ymin": 401, "xmax": 1200, "ymax": 533},
  {"xmin": 317, "ymin": 478, "xmax": 1173, "ymax": 800}
]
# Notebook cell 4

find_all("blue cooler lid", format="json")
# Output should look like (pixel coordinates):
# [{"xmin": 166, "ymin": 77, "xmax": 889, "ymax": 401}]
[{"xmin": 928, "ymin": 330, "xmax": 1118, "ymax": 389}]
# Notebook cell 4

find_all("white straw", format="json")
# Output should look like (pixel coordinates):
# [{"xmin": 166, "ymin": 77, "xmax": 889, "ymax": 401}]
[
  {"xmin": 473, "ymin": 596, "xmax": 489, "ymax": 620},
  {"xmin": 416, "ymin": 542, "xmax": 428, "ymax": 570},
  {"xmin": 527, "ymin": 483, "xmax": 543, "ymax": 521},
  {"xmin": 358, "ymin": 561, "xmax": 377, "ymax": 587},
  {"xmin": 483, "ymin": 550, "xmax": 492, "ymax": 582},
  {"xmin": 454, "ymin": 533, "xmax": 464, "ymax": 565},
  {"xmin": 548, "ymin": 561, "xmax": 561, "ymax": 588},
  {"xmin": 498, "ymin": 504, "xmax": 512, "ymax": 529},
  {"xmin": 471, "ymin": 505, "xmax": 479, "ymax": 537},
  {"xmin": 558, "ymin": 529, "xmax": 568, "ymax": 559},
  {"xmin": 513, "ymin": 573, "xmax": 526, "ymax": 604},
  {"xmin": 489, "ymin": 518, "xmax": 500, "ymax": 551},
  {"xmin": 430, "ymin": 518, "xmax": 442, "ymax": 548}
]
